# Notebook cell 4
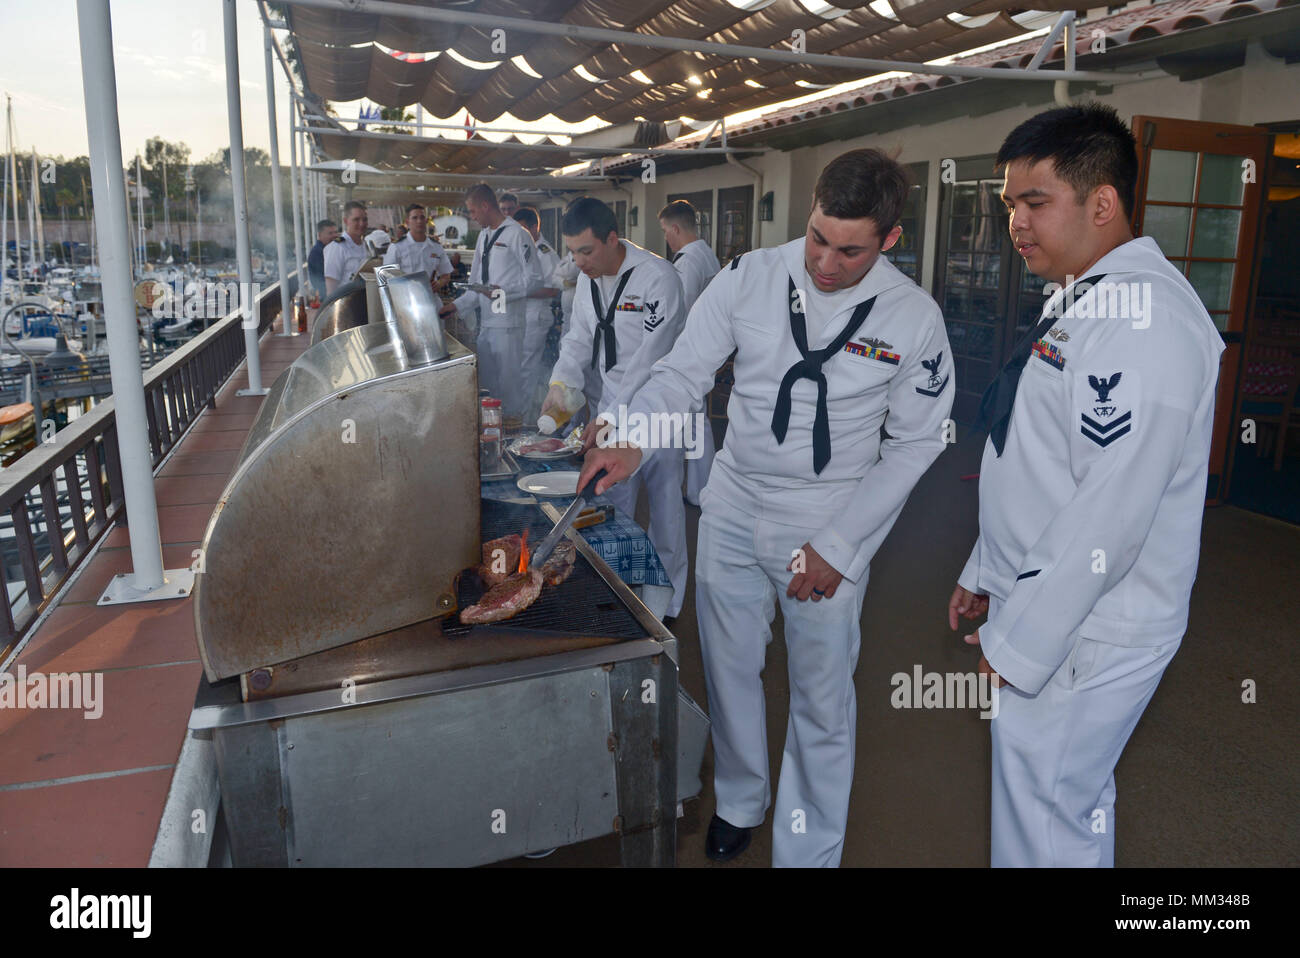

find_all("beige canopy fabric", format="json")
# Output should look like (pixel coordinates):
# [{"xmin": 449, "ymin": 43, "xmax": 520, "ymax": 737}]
[
  {"xmin": 308, "ymin": 127, "xmax": 594, "ymax": 174},
  {"xmin": 286, "ymin": 0, "xmax": 1084, "ymax": 125}
]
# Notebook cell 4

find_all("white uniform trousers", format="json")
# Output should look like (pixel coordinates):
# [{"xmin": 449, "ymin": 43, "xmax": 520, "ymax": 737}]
[
  {"xmin": 477, "ymin": 324, "xmax": 526, "ymax": 420},
  {"xmin": 987, "ymin": 595, "xmax": 1180, "ymax": 867},
  {"xmin": 695, "ymin": 489, "xmax": 871, "ymax": 867},
  {"xmin": 605, "ymin": 447, "xmax": 689, "ymax": 618},
  {"xmin": 684, "ymin": 405, "xmax": 715, "ymax": 506},
  {"xmin": 521, "ymin": 309, "xmax": 552, "ymax": 423}
]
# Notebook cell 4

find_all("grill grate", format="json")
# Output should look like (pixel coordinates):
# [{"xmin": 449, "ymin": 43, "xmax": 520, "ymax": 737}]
[{"xmin": 443, "ymin": 499, "xmax": 650, "ymax": 640}]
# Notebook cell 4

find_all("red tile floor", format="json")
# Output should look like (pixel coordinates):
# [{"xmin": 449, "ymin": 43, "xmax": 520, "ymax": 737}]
[{"xmin": 0, "ymin": 318, "xmax": 309, "ymax": 865}]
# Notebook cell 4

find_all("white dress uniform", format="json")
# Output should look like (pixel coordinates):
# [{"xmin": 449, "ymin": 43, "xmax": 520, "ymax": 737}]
[
  {"xmin": 958, "ymin": 236, "xmax": 1224, "ymax": 867},
  {"xmin": 618, "ymin": 238, "xmax": 953, "ymax": 866},
  {"xmin": 322, "ymin": 233, "xmax": 368, "ymax": 287},
  {"xmin": 383, "ymin": 234, "xmax": 453, "ymax": 280},
  {"xmin": 521, "ymin": 237, "xmax": 562, "ymax": 422},
  {"xmin": 453, "ymin": 217, "xmax": 543, "ymax": 419},
  {"xmin": 671, "ymin": 238, "xmax": 722, "ymax": 506},
  {"xmin": 549, "ymin": 239, "xmax": 690, "ymax": 618}
]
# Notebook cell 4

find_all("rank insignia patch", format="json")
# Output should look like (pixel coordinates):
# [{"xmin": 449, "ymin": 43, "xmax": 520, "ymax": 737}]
[
  {"xmin": 915, "ymin": 351, "xmax": 949, "ymax": 397},
  {"xmin": 1032, "ymin": 339, "xmax": 1066, "ymax": 370},
  {"xmin": 643, "ymin": 300, "xmax": 665, "ymax": 332},
  {"xmin": 844, "ymin": 341, "xmax": 900, "ymax": 364},
  {"xmin": 1081, "ymin": 372, "xmax": 1130, "ymax": 446}
]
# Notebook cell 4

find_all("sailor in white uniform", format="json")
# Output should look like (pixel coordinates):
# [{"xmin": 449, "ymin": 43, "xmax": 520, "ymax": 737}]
[
  {"xmin": 439, "ymin": 184, "xmax": 543, "ymax": 421},
  {"xmin": 513, "ymin": 206, "xmax": 561, "ymax": 423},
  {"xmin": 659, "ymin": 199, "xmax": 722, "ymax": 507},
  {"xmin": 323, "ymin": 201, "xmax": 369, "ymax": 295},
  {"xmin": 543, "ymin": 197, "xmax": 690, "ymax": 620},
  {"xmin": 383, "ymin": 203, "xmax": 453, "ymax": 288},
  {"xmin": 951, "ymin": 104, "xmax": 1225, "ymax": 867},
  {"xmin": 581, "ymin": 151, "xmax": 953, "ymax": 866}
]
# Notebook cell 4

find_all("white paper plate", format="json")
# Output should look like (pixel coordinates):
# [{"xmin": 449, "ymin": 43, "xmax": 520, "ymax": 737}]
[{"xmin": 516, "ymin": 472, "xmax": 580, "ymax": 497}]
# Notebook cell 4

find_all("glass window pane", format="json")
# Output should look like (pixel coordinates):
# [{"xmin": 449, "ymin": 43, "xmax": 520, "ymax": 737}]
[
  {"xmin": 971, "ymin": 254, "xmax": 999, "ymax": 289},
  {"xmin": 1146, "ymin": 149, "xmax": 1197, "ymax": 203},
  {"xmin": 1197, "ymin": 153, "xmax": 1246, "ymax": 206},
  {"xmin": 972, "ymin": 217, "xmax": 1005, "ymax": 253},
  {"xmin": 1208, "ymin": 312, "xmax": 1230, "ymax": 332},
  {"xmin": 944, "ymin": 286, "xmax": 970, "ymax": 318},
  {"xmin": 952, "ymin": 183, "xmax": 977, "ymax": 218},
  {"xmin": 946, "ymin": 252, "xmax": 974, "ymax": 287},
  {"xmin": 1191, "ymin": 207, "xmax": 1241, "ymax": 259},
  {"xmin": 979, "ymin": 181, "xmax": 1004, "ymax": 218},
  {"xmin": 948, "ymin": 216, "xmax": 974, "ymax": 251},
  {"xmin": 1187, "ymin": 260, "xmax": 1235, "ymax": 313},
  {"xmin": 1143, "ymin": 205, "xmax": 1192, "ymax": 258},
  {"xmin": 970, "ymin": 290, "xmax": 1000, "ymax": 325}
]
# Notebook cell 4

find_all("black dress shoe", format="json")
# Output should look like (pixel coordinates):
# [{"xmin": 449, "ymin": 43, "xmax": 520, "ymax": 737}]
[{"xmin": 705, "ymin": 814, "xmax": 751, "ymax": 861}]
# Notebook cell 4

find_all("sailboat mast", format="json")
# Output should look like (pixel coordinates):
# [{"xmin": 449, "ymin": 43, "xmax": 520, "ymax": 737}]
[
  {"xmin": 1, "ymin": 102, "xmax": 8, "ymax": 306},
  {"xmin": 9, "ymin": 102, "xmax": 22, "ymax": 285},
  {"xmin": 32, "ymin": 150, "xmax": 44, "ymax": 269},
  {"xmin": 135, "ymin": 152, "xmax": 144, "ymax": 267},
  {"xmin": 25, "ymin": 151, "xmax": 36, "ymax": 277},
  {"xmin": 162, "ymin": 157, "xmax": 169, "ymax": 261}
]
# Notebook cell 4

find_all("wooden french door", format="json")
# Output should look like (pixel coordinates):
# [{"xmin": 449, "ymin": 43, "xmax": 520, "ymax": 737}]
[
  {"xmin": 1131, "ymin": 116, "xmax": 1272, "ymax": 504},
  {"xmin": 716, "ymin": 185, "xmax": 753, "ymax": 263}
]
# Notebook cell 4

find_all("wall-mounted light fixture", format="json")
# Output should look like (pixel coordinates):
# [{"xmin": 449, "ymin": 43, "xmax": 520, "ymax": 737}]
[
  {"xmin": 759, "ymin": 191, "xmax": 774, "ymax": 222},
  {"xmin": 629, "ymin": 206, "xmax": 639, "ymax": 227}
]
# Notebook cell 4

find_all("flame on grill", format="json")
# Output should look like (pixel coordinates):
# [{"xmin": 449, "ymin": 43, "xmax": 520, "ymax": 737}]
[{"xmin": 517, "ymin": 528, "xmax": 530, "ymax": 574}]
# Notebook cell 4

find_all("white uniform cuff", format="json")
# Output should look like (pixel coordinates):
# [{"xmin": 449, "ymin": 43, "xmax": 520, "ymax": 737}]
[
  {"xmin": 809, "ymin": 529, "xmax": 863, "ymax": 584},
  {"xmin": 979, "ymin": 620, "xmax": 1054, "ymax": 696}
]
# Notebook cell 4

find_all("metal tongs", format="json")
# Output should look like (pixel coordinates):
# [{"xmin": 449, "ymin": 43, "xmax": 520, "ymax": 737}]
[{"xmin": 528, "ymin": 469, "xmax": 607, "ymax": 571}]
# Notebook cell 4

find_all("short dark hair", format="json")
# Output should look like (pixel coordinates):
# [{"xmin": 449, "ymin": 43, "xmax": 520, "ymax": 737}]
[
  {"xmin": 995, "ymin": 102, "xmax": 1138, "ymax": 220},
  {"xmin": 812, "ymin": 149, "xmax": 910, "ymax": 240},
  {"xmin": 561, "ymin": 197, "xmax": 618, "ymax": 241},
  {"xmin": 499, "ymin": 192, "xmax": 519, "ymax": 206},
  {"xmin": 404, "ymin": 203, "xmax": 426, "ymax": 217},
  {"xmin": 658, "ymin": 200, "xmax": 697, "ymax": 233},
  {"xmin": 513, "ymin": 207, "xmax": 539, "ymax": 230},
  {"xmin": 315, "ymin": 219, "xmax": 336, "ymax": 234},
  {"xmin": 464, "ymin": 184, "xmax": 497, "ymax": 208},
  {"xmin": 342, "ymin": 201, "xmax": 366, "ymax": 217}
]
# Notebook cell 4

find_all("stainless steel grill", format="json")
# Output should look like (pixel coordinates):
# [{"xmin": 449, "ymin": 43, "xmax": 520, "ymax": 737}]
[{"xmin": 191, "ymin": 278, "xmax": 708, "ymax": 867}]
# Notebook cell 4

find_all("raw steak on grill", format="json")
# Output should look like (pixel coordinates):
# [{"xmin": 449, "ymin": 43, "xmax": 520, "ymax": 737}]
[
  {"xmin": 478, "ymin": 533, "xmax": 522, "ymax": 586},
  {"xmin": 459, "ymin": 569, "xmax": 544, "ymax": 624},
  {"xmin": 518, "ymin": 437, "xmax": 567, "ymax": 455},
  {"xmin": 540, "ymin": 538, "xmax": 577, "ymax": 587}
]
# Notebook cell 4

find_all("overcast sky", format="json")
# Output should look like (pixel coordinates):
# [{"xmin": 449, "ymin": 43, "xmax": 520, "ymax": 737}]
[{"xmin": 0, "ymin": 0, "xmax": 307, "ymax": 162}]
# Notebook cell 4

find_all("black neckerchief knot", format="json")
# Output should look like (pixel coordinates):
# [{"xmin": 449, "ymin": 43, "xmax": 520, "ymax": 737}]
[{"xmin": 770, "ymin": 275, "xmax": 877, "ymax": 474}]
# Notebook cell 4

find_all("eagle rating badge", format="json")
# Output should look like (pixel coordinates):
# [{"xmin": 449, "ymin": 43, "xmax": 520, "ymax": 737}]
[
  {"xmin": 915, "ymin": 351, "xmax": 949, "ymax": 397},
  {"xmin": 1080, "ymin": 372, "xmax": 1132, "ymax": 447}
]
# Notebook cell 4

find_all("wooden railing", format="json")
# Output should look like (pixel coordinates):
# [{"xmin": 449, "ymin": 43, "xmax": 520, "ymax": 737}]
[{"xmin": 0, "ymin": 278, "xmax": 292, "ymax": 658}]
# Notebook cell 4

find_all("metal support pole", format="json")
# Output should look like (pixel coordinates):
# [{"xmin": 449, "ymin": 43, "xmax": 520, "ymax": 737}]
[
  {"xmin": 264, "ymin": 23, "xmax": 294, "ymax": 337},
  {"xmin": 298, "ymin": 102, "xmax": 314, "ymax": 290},
  {"xmin": 76, "ymin": 0, "xmax": 192, "ymax": 605},
  {"xmin": 224, "ymin": 0, "xmax": 267, "ymax": 395},
  {"xmin": 288, "ymin": 93, "xmax": 307, "ymax": 300}
]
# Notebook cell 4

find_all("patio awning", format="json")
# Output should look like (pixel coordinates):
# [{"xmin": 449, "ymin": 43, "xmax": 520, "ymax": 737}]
[{"xmin": 283, "ymin": 0, "xmax": 1092, "ymax": 127}]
